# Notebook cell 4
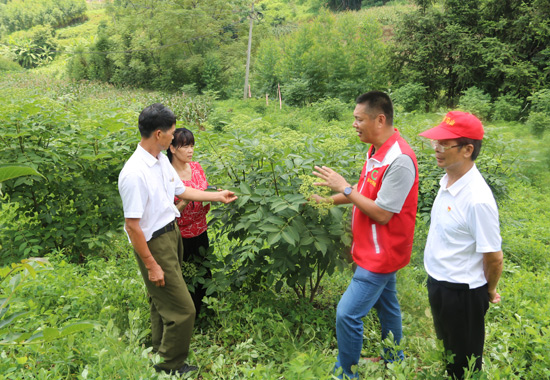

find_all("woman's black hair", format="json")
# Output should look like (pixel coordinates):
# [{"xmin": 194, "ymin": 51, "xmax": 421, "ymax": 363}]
[{"xmin": 167, "ymin": 128, "xmax": 195, "ymax": 162}]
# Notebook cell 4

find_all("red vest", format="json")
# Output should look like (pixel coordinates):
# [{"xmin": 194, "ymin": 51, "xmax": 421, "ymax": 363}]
[{"xmin": 351, "ymin": 130, "xmax": 418, "ymax": 273}]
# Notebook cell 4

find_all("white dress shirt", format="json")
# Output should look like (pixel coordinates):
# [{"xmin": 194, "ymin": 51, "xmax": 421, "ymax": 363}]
[
  {"xmin": 118, "ymin": 144, "xmax": 185, "ymax": 242},
  {"xmin": 424, "ymin": 164, "xmax": 502, "ymax": 288}
]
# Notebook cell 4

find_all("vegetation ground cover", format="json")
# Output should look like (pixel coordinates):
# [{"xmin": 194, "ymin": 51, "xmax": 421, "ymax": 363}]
[{"xmin": 1, "ymin": 70, "xmax": 549, "ymax": 379}]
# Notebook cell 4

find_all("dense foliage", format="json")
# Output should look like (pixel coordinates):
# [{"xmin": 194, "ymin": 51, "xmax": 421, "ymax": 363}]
[
  {"xmin": 7, "ymin": 25, "xmax": 59, "ymax": 68},
  {"xmin": 67, "ymin": 0, "xmax": 252, "ymax": 94},
  {"xmin": 392, "ymin": 0, "xmax": 550, "ymax": 114},
  {"xmin": 1, "ymin": 69, "xmax": 549, "ymax": 378},
  {"xmin": 198, "ymin": 106, "xmax": 361, "ymax": 301},
  {"xmin": 253, "ymin": 10, "xmax": 390, "ymax": 104},
  {"xmin": 0, "ymin": 0, "xmax": 86, "ymax": 35}
]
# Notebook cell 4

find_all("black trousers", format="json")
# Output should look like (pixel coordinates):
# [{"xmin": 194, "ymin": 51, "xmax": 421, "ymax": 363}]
[
  {"xmin": 182, "ymin": 231, "xmax": 211, "ymax": 318},
  {"xmin": 427, "ymin": 276, "xmax": 489, "ymax": 379}
]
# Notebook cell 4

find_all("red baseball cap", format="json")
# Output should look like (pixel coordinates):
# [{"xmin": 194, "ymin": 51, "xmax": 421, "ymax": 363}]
[{"xmin": 419, "ymin": 111, "xmax": 484, "ymax": 140}]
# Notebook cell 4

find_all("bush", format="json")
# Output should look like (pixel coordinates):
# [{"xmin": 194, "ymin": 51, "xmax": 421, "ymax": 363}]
[
  {"xmin": 0, "ymin": 0, "xmax": 86, "ymax": 35},
  {"xmin": 310, "ymin": 97, "xmax": 349, "ymax": 121},
  {"xmin": 457, "ymin": 86, "xmax": 492, "ymax": 120},
  {"xmin": 0, "ymin": 55, "xmax": 20, "ymax": 71},
  {"xmin": 492, "ymin": 93, "xmax": 523, "ymax": 121},
  {"xmin": 525, "ymin": 89, "xmax": 550, "ymax": 137},
  {"xmin": 9, "ymin": 25, "xmax": 58, "ymax": 68},
  {"xmin": 0, "ymin": 92, "xmax": 136, "ymax": 263},
  {"xmin": 526, "ymin": 111, "xmax": 549, "ymax": 137},
  {"xmin": 282, "ymin": 78, "xmax": 313, "ymax": 106},
  {"xmin": 197, "ymin": 119, "xmax": 361, "ymax": 302},
  {"xmin": 254, "ymin": 10, "xmax": 390, "ymax": 104},
  {"xmin": 528, "ymin": 88, "xmax": 550, "ymax": 114},
  {"xmin": 392, "ymin": 82, "xmax": 427, "ymax": 113}
]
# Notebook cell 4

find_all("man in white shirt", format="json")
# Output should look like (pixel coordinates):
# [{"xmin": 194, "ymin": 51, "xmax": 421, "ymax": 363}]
[
  {"xmin": 419, "ymin": 111, "xmax": 503, "ymax": 379},
  {"xmin": 118, "ymin": 103, "xmax": 236, "ymax": 376}
]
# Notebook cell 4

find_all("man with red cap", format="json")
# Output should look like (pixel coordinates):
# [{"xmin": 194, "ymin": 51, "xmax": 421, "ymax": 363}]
[{"xmin": 419, "ymin": 111, "xmax": 503, "ymax": 379}]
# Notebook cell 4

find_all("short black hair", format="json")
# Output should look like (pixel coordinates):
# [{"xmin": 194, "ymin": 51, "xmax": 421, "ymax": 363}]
[
  {"xmin": 167, "ymin": 128, "xmax": 195, "ymax": 162},
  {"xmin": 355, "ymin": 91, "xmax": 393, "ymax": 126},
  {"xmin": 138, "ymin": 103, "xmax": 176, "ymax": 138},
  {"xmin": 456, "ymin": 137, "xmax": 483, "ymax": 161}
]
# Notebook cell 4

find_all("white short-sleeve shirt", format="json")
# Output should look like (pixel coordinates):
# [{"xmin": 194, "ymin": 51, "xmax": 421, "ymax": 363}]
[
  {"xmin": 118, "ymin": 144, "xmax": 185, "ymax": 242},
  {"xmin": 424, "ymin": 164, "xmax": 502, "ymax": 288}
]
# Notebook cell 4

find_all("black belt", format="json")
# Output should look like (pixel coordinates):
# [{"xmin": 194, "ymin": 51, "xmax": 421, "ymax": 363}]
[
  {"xmin": 151, "ymin": 220, "xmax": 176, "ymax": 239},
  {"xmin": 428, "ymin": 276, "xmax": 469, "ymax": 290}
]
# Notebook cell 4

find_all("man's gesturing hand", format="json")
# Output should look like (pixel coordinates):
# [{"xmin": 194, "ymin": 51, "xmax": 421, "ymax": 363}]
[{"xmin": 312, "ymin": 166, "xmax": 350, "ymax": 193}]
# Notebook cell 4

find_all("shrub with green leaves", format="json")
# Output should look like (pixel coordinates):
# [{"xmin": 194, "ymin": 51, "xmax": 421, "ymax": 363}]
[
  {"xmin": 492, "ymin": 93, "xmax": 523, "ymax": 121},
  {"xmin": 195, "ymin": 118, "xmax": 363, "ymax": 301},
  {"xmin": 310, "ymin": 97, "xmax": 350, "ymax": 121},
  {"xmin": 392, "ymin": 82, "xmax": 428, "ymax": 113},
  {"xmin": 457, "ymin": 86, "xmax": 492, "ymax": 121},
  {"xmin": 526, "ymin": 112, "xmax": 549, "ymax": 137},
  {"xmin": 527, "ymin": 88, "xmax": 550, "ymax": 114},
  {"xmin": 0, "ymin": 0, "xmax": 86, "ymax": 35},
  {"xmin": 253, "ymin": 10, "xmax": 390, "ymax": 104},
  {"xmin": 9, "ymin": 25, "xmax": 59, "ymax": 68},
  {"xmin": 0, "ymin": 91, "xmax": 136, "ymax": 263}
]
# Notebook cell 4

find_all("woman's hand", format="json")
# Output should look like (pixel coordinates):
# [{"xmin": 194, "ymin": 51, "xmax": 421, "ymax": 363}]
[{"xmin": 217, "ymin": 189, "xmax": 238, "ymax": 204}]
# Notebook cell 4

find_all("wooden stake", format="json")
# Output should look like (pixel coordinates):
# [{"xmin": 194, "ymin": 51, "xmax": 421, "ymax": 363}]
[{"xmin": 278, "ymin": 83, "xmax": 282, "ymax": 109}]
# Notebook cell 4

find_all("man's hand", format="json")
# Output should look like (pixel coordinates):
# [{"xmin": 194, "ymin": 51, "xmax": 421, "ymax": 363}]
[
  {"xmin": 217, "ymin": 189, "xmax": 238, "ymax": 204},
  {"xmin": 148, "ymin": 263, "xmax": 165, "ymax": 287},
  {"xmin": 312, "ymin": 166, "xmax": 350, "ymax": 193},
  {"xmin": 489, "ymin": 290, "xmax": 501, "ymax": 304},
  {"xmin": 310, "ymin": 194, "xmax": 326, "ymax": 203}
]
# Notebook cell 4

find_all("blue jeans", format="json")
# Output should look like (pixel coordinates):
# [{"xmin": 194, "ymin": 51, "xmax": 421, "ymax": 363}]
[{"xmin": 334, "ymin": 266, "xmax": 404, "ymax": 379}]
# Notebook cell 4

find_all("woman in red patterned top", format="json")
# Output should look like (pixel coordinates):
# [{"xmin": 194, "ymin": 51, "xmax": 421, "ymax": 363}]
[{"xmin": 167, "ymin": 127, "xmax": 211, "ymax": 317}]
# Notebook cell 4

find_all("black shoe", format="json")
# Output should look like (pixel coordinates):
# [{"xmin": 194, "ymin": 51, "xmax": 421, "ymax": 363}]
[{"xmin": 154, "ymin": 363, "xmax": 198, "ymax": 376}]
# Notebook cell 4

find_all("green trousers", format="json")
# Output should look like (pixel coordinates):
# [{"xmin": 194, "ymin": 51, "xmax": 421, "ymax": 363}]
[{"xmin": 134, "ymin": 224, "xmax": 195, "ymax": 370}]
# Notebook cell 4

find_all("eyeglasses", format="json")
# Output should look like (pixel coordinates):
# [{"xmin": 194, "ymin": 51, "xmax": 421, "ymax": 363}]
[{"xmin": 430, "ymin": 140, "xmax": 462, "ymax": 151}]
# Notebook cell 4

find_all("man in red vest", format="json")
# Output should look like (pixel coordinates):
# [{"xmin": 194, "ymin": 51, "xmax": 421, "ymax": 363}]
[{"xmin": 312, "ymin": 91, "xmax": 419, "ymax": 379}]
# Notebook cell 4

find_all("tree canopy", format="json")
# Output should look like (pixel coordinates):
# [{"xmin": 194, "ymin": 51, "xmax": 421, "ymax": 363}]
[{"xmin": 393, "ymin": 0, "xmax": 550, "ymax": 108}]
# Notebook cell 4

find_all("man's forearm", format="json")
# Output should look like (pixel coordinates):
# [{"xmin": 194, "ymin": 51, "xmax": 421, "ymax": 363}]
[
  {"xmin": 127, "ymin": 225, "xmax": 157, "ymax": 268},
  {"xmin": 331, "ymin": 193, "xmax": 351, "ymax": 205},
  {"xmin": 125, "ymin": 219, "xmax": 158, "ymax": 269},
  {"xmin": 346, "ymin": 189, "xmax": 394, "ymax": 225},
  {"xmin": 484, "ymin": 250, "xmax": 503, "ymax": 291}
]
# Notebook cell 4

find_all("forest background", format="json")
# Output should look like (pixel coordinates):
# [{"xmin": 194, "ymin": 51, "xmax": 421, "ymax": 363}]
[{"xmin": 0, "ymin": 0, "xmax": 549, "ymax": 379}]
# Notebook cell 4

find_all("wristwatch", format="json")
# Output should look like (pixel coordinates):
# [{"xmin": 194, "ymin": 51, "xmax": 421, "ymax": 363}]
[{"xmin": 343, "ymin": 186, "xmax": 353, "ymax": 196}]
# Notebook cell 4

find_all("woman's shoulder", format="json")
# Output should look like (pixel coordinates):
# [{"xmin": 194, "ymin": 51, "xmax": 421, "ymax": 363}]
[{"xmin": 190, "ymin": 161, "xmax": 205, "ymax": 172}]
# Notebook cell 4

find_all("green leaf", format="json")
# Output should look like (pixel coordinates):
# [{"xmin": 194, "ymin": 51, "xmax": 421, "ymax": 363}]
[
  {"xmin": 314, "ymin": 240, "xmax": 327, "ymax": 255},
  {"xmin": 0, "ymin": 311, "xmax": 30, "ymax": 330},
  {"xmin": 239, "ymin": 182, "xmax": 252, "ymax": 195},
  {"xmin": 0, "ymin": 166, "xmax": 45, "ymax": 183},
  {"xmin": 59, "ymin": 321, "xmax": 98, "ymax": 337},
  {"xmin": 272, "ymin": 203, "xmax": 288, "ymax": 213},
  {"xmin": 259, "ymin": 224, "xmax": 281, "ymax": 233},
  {"xmin": 267, "ymin": 232, "xmax": 281, "ymax": 246},
  {"xmin": 42, "ymin": 327, "xmax": 60, "ymax": 340},
  {"xmin": 281, "ymin": 229, "xmax": 296, "ymax": 246},
  {"xmin": 265, "ymin": 216, "xmax": 285, "ymax": 226}
]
